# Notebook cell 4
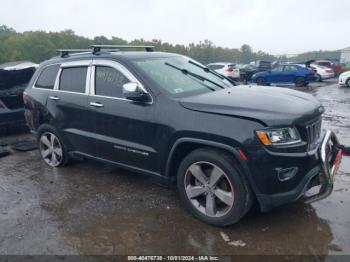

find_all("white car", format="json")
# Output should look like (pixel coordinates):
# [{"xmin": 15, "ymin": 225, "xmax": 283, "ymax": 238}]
[
  {"xmin": 338, "ymin": 71, "xmax": 350, "ymax": 87},
  {"xmin": 310, "ymin": 64, "xmax": 335, "ymax": 81},
  {"xmin": 207, "ymin": 62, "xmax": 240, "ymax": 79}
]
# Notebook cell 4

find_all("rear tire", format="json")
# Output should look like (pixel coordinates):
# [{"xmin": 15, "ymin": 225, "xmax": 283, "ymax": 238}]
[
  {"xmin": 295, "ymin": 77, "xmax": 306, "ymax": 87},
  {"xmin": 177, "ymin": 148, "xmax": 253, "ymax": 226},
  {"xmin": 37, "ymin": 124, "xmax": 69, "ymax": 167},
  {"xmin": 256, "ymin": 77, "xmax": 266, "ymax": 86},
  {"xmin": 316, "ymin": 74, "xmax": 322, "ymax": 82}
]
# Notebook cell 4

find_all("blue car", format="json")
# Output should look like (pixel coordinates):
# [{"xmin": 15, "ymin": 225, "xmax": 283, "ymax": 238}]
[{"xmin": 251, "ymin": 64, "xmax": 316, "ymax": 87}]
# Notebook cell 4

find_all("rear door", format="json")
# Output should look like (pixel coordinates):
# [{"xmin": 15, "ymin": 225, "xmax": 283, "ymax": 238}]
[
  {"xmin": 46, "ymin": 60, "xmax": 95, "ymax": 155},
  {"xmin": 87, "ymin": 59, "xmax": 158, "ymax": 173}
]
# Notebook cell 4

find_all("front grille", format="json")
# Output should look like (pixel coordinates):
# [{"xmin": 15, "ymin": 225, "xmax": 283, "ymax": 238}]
[
  {"xmin": 306, "ymin": 118, "xmax": 322, "ymax": 150},
  {"xmin": 0, "ymin": 95, "xmax": 24, "ymax": 110}
]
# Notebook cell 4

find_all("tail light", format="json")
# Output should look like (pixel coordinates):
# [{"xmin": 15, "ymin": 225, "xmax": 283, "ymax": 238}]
[
  {"xmin": 0, "ymin": 99, "xmax": 6, "ymax": 109},
  {"xmin": 310, "ymin": 69, "xmax": 317, "ymax": 75},
  {"xmin": 225, "ymin": 67, "xmax": 234, "ymax": 72},
  {"xmin": 22, "ymin": 91, "xmax": 29, "ymax": 104}
]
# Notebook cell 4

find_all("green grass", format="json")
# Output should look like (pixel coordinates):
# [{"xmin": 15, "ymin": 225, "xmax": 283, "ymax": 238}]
[{"xmin": 341, "ymin": 67, "xmax": 350, "ymax": 73}]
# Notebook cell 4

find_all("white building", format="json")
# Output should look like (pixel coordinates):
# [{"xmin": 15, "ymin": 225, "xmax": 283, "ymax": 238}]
[{"xmin": 340, "ymin": 47, "xmax": 350, "ymax": 64}]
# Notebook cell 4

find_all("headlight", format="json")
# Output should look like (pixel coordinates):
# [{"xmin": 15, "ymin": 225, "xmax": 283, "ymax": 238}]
[{"xmin": 256, "ymin": 127, "xmax": 301, "ymax": 145}]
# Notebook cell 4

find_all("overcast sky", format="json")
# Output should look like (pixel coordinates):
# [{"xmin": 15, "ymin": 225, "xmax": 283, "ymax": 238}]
[{"xmin": 1, "ymin": 0, "xmax": 349, "ymax": 55}]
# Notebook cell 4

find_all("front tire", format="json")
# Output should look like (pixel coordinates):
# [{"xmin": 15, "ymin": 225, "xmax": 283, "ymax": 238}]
[
  {"xmin": 177, "ymin": 148, "xmax": 252, "ymax": 226},
  {"xmin": 256, "ymin": 77, "xmax": 266, "ymax": 86},
  {"xmin": 37, "ymin": 124, "xmax": 69, "ymax": 167},
  {"xmin": 346, "ymin": 78, "xmax": 350, "ymax": 87}
]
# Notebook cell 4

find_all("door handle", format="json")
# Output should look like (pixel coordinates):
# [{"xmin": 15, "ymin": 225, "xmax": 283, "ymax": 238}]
[
  {"xmin": 90, "ymin": 102, "xmax": 104, "ymax": 108},
  {"xmin": 49, "ymin": 96, "xmax": 60, "ymax": 101}
]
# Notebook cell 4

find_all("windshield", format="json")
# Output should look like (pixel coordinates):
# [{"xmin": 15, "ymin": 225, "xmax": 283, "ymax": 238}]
[{"xmin": 132, "ymin": 56, "xmax": 233, "ymax": 96}]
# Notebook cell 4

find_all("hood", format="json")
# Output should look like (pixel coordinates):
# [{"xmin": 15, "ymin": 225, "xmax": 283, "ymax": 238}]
[
  {"xmin": 0, "ymin": 61, "xmax": 38, "ymax": 71},
  {"xmin": 0, "ymin": 61, "xmax": 38, "ymax": 90},
  {"xmin": 340, "ymin": 71, "xmax": 350, "ymax": 77},
  {"xmin": 180, "ymin": 85, "xmax": 323, "ymax": 126}
]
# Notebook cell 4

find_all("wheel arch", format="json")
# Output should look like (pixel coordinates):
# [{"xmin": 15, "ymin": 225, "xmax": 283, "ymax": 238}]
[
  {"xmin": 36, "ymin": 122, "xmax": 74, "ymax": 153},
  {"xmin": 346, "ymin": 77, "xmax": 350, "ymax": 87},
  {"xmin": 165, "ymin": 138, "xmax": 259, "ymax": 195}
]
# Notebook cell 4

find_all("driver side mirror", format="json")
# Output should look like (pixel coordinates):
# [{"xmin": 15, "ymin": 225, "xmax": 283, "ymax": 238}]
[{"xmin": 123, "ymin": 82, "xmax": 151, "ymax": 103}]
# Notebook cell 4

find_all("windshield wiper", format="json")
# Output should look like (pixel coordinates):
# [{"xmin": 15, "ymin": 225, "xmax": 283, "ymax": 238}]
[
  {"xmin": 164, "ymin": 62, "xmax": 225, "ymax": 90},
  {"xmin": 188, "ymin": 60, "xmax": 237, "ymax": 86}
]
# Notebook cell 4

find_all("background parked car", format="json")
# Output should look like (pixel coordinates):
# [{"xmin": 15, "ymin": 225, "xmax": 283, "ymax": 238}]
[
  {"xmin": 338, "ymin": 70, "xmax": 350, "ymax": 87},
  {"xmin": 0, "ymin": 61, "xmax": 38, "ymax": 128},
  {"xmin": 251, "ymin": 64, "xmax": 316, "ymax": 87},
  {"xmin": 207, "ymin": 62, "xmax": 240, "ymax": 80},
  {"xmin": 312, "ymin": 60, "xmax": 342, "ymax": 76},
  {"xmin": 250, "ymin": 60, "xmax": 272, "ymax": 72},
  {"xmin": 236, "ymin": 64, "xmax": 257, "ymax": 82},
  {"xmin": 310, "ymin": 64, "xmax": 335, "ymax": 82}
]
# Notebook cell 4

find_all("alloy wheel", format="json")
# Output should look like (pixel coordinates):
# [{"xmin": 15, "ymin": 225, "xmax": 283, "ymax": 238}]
[
  {"xmin": 39, "ymin": 132, "xmax": 63, "ymax": 167},
  {"xmin": 184, "ymin": 161, "xmax": 234, "ymax": 218}
]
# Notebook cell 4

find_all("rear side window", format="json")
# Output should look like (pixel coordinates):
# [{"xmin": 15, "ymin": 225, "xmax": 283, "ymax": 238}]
[
  {"xmin": 35, "ymin": 64, "xmax": 60, "ymax": 89},
  {"xmin": 59, "ymin": 67, "xmax": 87, "ymax": 93},
  {"xmin": 208, "ymin": 65, "xmax": 224, "ymax": 70},
  {"xmin": 318, "ymin": 62, "xmax": 331, "ymax": 67},
  {"xmin": 95, "ymin": 66, "xmax": 130, "ymax": 98}
]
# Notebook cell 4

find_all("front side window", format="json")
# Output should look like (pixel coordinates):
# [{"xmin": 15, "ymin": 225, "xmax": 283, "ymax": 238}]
[
  {"xmin": 35, "ymin": 64, "xmax": 60, "ymax": 89},
  {"xmin": 59, "ymin": 67, "xmax": 87, "ymax": 93},
  {"xmin": 95, "ymin": 66, "xmax": 130, "ymax": 98},
  {"xmin": 271, "ymin": 66, "xmax": 283, "ymax": 72},
  {"xmin": 284, "ymin": 65, "xmax": 297, "ymax": 72}
]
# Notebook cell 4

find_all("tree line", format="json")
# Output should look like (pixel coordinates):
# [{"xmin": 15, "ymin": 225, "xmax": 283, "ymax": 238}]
[{"xmin": 0, "ymin": 25, "xmax": 341, "ymax": 65}]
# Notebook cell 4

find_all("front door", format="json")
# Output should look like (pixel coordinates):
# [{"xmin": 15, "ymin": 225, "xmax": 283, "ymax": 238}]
[{"xmin": 267, "ymin": 66, "xmax": 284, "ymax": 83}]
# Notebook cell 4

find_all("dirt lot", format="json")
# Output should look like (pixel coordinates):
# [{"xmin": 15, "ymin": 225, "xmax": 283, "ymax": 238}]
[{"xmin": 0, "ymin": 79, "xmax": 349, "ymax": 256}]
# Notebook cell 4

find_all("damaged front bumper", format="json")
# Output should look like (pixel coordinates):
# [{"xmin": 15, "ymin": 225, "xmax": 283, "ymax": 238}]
[
  {"xmin": 303, "ymin": 130, "xmax": 343, "ymax": 203},
  {"xmin": 256, "ymin": 130, "xmax": 344, "ymax": 212}
]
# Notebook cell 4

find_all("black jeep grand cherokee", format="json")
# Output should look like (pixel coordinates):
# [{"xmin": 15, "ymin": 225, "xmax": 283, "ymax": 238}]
[{"xmin": 24, "ymin": 45, "xmax": 344, "ymax": 226}]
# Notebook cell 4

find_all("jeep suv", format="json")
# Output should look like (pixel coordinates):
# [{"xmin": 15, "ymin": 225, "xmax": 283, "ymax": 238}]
[{"xmin": 24, "ymin": 45, "xmax": 344, "ymax": 226}]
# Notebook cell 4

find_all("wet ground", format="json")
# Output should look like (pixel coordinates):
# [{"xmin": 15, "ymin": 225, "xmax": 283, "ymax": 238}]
[{"xmin": 0, "ymin": 79, "xmax": 349, "ymax": 256}]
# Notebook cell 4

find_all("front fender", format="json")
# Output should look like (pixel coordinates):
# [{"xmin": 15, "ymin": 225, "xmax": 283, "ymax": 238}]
[{"xmin": 165, "ymin": 137, "xmax": 260, "ymax": 196}]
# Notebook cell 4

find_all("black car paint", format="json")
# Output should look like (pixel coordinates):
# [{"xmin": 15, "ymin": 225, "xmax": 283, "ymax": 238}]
[{"xmin": 24, "ymin": 52, "xmax": 326, "ymax": 211}]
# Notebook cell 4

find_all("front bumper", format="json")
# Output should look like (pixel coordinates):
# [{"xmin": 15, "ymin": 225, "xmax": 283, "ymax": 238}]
[
  {"xmin": 256, "ymin": 130, "xmax": 343, "ymax": 211},
  {"xmin": 0, "ymin": 108, "xmax": 26, "ymax": 128},
  {"xmin": 338, "ymin": 77, "xmax": 348, "ymax": 86}
]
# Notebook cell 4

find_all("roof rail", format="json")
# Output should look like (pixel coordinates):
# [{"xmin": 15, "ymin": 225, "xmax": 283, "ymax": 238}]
[
  {"xmin": 91, "ymin": 45, "xmax": 155, "ymax": 54},
  {"xmin": 56, "ymin": 45, "xmax": 155, "ymax": 58},
  {"xmin": 57, "ymin": 49, "xmax": 92, "ymax": 58}
]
